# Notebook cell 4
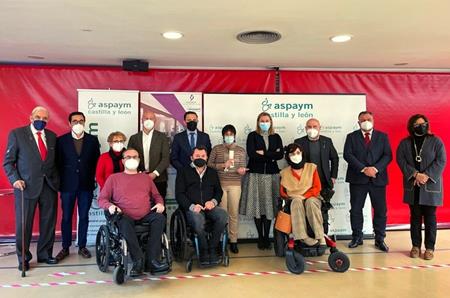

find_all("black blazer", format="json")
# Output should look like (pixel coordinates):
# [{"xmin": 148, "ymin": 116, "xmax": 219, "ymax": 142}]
[
  {"xmin": 56, "ymin": 132, "xmax": 100, "ymax": 192},
  {"xmin": 170, "ymin": 130, "xmax": 212, "ymax": 171},
  {"xmin": 3, "ymin": 125, "xmax": 59, "ymax": 199},
  {"xmin": 343, "ymin": 129, "xmax": 392, "ymax": 186},
  {"xmin": 246, "ymin": 131, "xmax": 283, "ymax": 174},
  {"xmin": 294, "ymin": 135, "xmax": 339, "ymax": 189},
  {"xmin": 128, "ymin": 130, "xmax": 170, "ymax": 182}
]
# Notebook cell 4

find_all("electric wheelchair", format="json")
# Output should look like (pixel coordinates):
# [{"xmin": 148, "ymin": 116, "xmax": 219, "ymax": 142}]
[
  {"xmin": 95, "ymin": 211, "xmax": 172, "ymax": 284},
  {"xmin": 273, "ymin": 197, "xmax": 350, "ymax": 274},
  {"xmin": 169, "ymin": 208, "xmax": 230, "ymax": 272}
]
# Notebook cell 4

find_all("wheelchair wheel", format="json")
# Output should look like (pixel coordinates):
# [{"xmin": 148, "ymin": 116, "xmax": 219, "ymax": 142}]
[
  {"xmin": 113, "ymin": 265, "xmax": 125, "ymax": 285},
  {"xmin": 161, "ymin": 233, "xmax": 172, "ymax": 269},
  {"xmin": 328, "ymin": 251, "xmax": 350, "ymax": 273},
  {"xmin": 286, "ymin": 249, "xmax": 305, "ymax": 274},
  {"xmin": 223, "ymin": 255, "xmax": 230, "ymax": 267},
  {"xmin": 273, "ymin": 229, "xmax": 287, "ymax": 257},
  {"xmin": 170, "ymin": 209, "xmax": 188, "ymax": 262},
  {"xmin": 96, "ymin": 225, "xmax": 111, "ymax": 272},
  {"xmin": 185, "ymin": 259, "xmax": 193, "ymax": 273}
]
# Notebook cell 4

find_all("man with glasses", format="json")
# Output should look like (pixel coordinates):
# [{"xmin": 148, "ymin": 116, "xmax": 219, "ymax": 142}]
[
  {"xmin": 98, "ymin": 148, "xmax": 168, "ymax": 276},
  {"xmin": 55, "ymin": 112, "xmax": 100, "ymax": 261}
]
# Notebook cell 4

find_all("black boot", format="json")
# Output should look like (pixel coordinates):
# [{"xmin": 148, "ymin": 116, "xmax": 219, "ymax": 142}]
[
  {"xmin": 130, "ymin": 258, "xmax": 144, "ymax": 277},
  {"xmin": 230, "ymin": 243, "xmax": 239, "ymax": 254},
  {"xmin": 254, "ymin": 217, "xmax": 264, "ymax": 250},
  {"xmin": 262, "ymin": 216, "xmax": 272, "ymax": 250}
]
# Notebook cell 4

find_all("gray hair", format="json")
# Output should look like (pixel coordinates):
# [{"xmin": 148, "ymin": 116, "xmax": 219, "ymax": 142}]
[{"xmin": 31, "ymin": 106, "xmax": 49, "ymax": 118}]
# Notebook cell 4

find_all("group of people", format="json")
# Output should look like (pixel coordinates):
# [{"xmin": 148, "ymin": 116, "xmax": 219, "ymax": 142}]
[{"xmin": 3, "ymin": 105, "xmax": 446, "ymax": 275}]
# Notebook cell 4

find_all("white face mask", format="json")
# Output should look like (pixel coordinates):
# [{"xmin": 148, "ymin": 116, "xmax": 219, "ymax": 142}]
[
  {"xmin": 124, "ymin": 158, "xmax": 139, "ymax": 170},
  {"xmin": 143, "ymin": 119, "xmax": 154, "ymax": 130},
  {"xmin": 290, "ymin": 154, "xmax": 302, "ymax": 164},
  {"xmin": 360, "ymin": 120, "xmax": 373, "ymax": 131},
  {"xmin": 112, "ymin": 142, "xmax": 124, "ymax": 152},
  {"xmin": 306, "ymin": 128, "xmax": 319, "ymax": 139},
  {"xmin": 72, "ymin": 123, "xmax": 84, "ymax": 135}
]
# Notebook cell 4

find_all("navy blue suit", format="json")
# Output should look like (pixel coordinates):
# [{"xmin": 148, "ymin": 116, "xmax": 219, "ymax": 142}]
[
  {"xmin": 343, "ymin": 129, "xmax": 392, "ymax": 240},
  {"xmin": 170, "ymin": 130, "xmax": 211, "ymax": 171},
  {"xmin": 56, "ymin": 132, "xmax": 100, "ymax": 249}
]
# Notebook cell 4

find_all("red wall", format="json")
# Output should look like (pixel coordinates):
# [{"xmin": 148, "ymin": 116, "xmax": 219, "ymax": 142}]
[{"xmin": 0, "ymin": 65, "xmax": 449, "ymax": 236}]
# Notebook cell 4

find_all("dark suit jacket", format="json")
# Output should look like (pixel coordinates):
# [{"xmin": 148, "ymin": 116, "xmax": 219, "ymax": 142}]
[
  {"xmin": 170, "ymin": 130, "xmax": 212, "ymax": 171},
  {"xmin": 294, "ymin": 135, "xmax": 339, "ymax": 189},
  {"xmin": 128, "ymin": 130, "xmax": 170, "ymax": 182},
  {"xmin": 343, "ymin": 129, "xmax": 392, "ymax": 186},
  {"xmin": 3, "ymin": 125, "xmax": 59, "ymax": 199},
  {"xmin": 56, "ymin": 132, "xmax": 100, "ymax": 192}
]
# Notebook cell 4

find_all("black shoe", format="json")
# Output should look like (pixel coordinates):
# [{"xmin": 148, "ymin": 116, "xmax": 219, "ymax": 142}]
[
  {"xmin": 375, "ymin": 240, "xmax": 389, "ymax": 252},
  {"xmin": 348, "ymin": 238, "xmax": 363, "ymax": 248},
  {"xmin": 78, "ymin": 247, "xmax": 92, "ymax": 258},
  {"xmin": 230, "ymin": 243, "xmax": 239, "ymax": 254},
  {"xmin": 149, "ymin": 259, "xmax": 169, "ymax": 274},
  {"xmin": 37, "ymin": 257, "xmax": 58, "ymax": 264},
  {"xmin": 130, "ymin": 258, "xmax": 144, "ymax": 277},
  {"xmin": 264, "ymin": 238, "xmax": 272, "ymax": 250},
  {"xmin": 18, "ymin": 261, "xmax": 30, "ymax": 272},
  {"xmin": 257, "ymin": 237, "xmax": 265, "ymax": 250},
  {"xmin": 209, "ymin": 250, "xmax": 221, "ymax": 266},
  {"xmin": 199, "ymin": 253, "xmax": 210, "ymax": 266},
  {"xmin": 55, "ymin": 248, "xmax": 70, "ymax": 262}
]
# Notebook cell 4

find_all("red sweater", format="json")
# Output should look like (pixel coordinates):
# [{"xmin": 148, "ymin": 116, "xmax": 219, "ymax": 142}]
[
  {"xmin": 96, "ymin": 151, "xmax": 124, "ymax": 189},
  {"xmin": 98, "ymin": 172, "xmax": 163, "ymax": 220}
]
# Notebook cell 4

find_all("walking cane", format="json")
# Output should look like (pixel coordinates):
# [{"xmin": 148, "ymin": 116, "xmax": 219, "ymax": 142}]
[{"xmin": 21, "ymin": 189, "xmax": 26, "ymax": 278}]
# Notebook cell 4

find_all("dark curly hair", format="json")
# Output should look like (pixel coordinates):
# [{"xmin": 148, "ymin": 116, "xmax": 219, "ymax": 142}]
[
  {"xmin": 284, "ymin": 143, "xmax": 303, "ymax": 162},
  {"xmin": 407, "ymin": 114, "xmax": 432, "ymax": 137}
]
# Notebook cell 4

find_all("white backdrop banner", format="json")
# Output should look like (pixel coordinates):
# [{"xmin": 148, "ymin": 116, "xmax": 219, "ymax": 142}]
[
  {"xmin": 203, "ymin": 93, "xmax": 372, "ymax": 238},
  {"xmin": 77, "ymin": 89, "xmax": 140, "ymax": 245}
]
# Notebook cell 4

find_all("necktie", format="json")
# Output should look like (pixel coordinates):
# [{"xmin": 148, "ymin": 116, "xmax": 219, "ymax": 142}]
[
  {"xmin": 189, "ymin": 133, "xmax": 195, "ymax": 149},
  {"xmin": 36, "ymin": 132, "xmax": 47, "ymax": 160},
  {"xmin": 364, "ymin": 132, "xmax": 371, "ymax": 146}
]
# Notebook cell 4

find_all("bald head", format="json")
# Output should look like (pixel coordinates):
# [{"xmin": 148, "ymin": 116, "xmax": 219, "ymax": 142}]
[
  {"xmin": 306, "ymin": 118, "xmax": 320, "ymax": 128},
  {"xmin": 142, "ymin": 111, "xmax": 156, "ymax": 132},
  {"xmin": 305, "ymin": 118, "xmax": 321, "ymax": 140}
]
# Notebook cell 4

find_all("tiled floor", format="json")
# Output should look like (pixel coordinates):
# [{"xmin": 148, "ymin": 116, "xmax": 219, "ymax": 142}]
[{"xmin": 1, "ymin": 230, "xmax": 449, "ymax": 298}]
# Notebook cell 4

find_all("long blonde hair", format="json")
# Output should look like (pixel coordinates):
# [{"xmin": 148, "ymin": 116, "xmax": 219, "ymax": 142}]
[{"xmin": 255, "ymin": 112, "xmax": 275, "ymax": 135}]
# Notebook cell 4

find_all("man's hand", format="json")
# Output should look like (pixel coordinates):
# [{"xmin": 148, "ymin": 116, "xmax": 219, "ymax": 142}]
[
  {"xmin": 13, "ymin": 180, "xmax": 25, "ymax": 191},
  {"xmin": 204, "ymin": 200, "xmax": 216, "ymax": 210},
  {"xmin": 148, "ymin": 173, "xmax": 157, "ymax": 180},
  {"xmin": 237, "ymin": 167, "xmax": 248, "ymax": 176},
  {"xmin": 256, "ymin": 150, "xmax": 264, "ymax": 155},
  {"xmin": 151, "ymin": 203, "xmax": 165, "ymax": 213},
  {"xmin": 108, "ymin": 204, "xmax": 122, "ymax": 215},
  {"xmin": 224, "ymin": 159, "xmax": 234, "ymax": 169},
  {"xmin": 363, "ymin": 167, "xmax": 377, "ymax": 178},
  {"xmin": 192, "ymin": 204, "xmax": 204, "ymax": 213},
  {"xmin": 331, "ymin": 178, "xmax": 336, "ymax": 185}
]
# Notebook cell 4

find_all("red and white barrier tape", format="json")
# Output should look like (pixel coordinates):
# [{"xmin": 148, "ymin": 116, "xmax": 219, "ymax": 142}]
[{"xmin": 48, "ymin": 272, "xmax": 86, "ymax": 278}]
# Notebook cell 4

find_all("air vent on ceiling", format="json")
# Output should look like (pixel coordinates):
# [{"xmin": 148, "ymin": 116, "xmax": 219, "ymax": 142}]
[{"xmin": 236, "ymin": 30, "xmax": 282, "ymax": 44}]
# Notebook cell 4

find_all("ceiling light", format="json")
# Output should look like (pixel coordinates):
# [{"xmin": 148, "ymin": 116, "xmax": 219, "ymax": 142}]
[
  {"xmin": 394, "ymin": 62, "xmax": 409, "ymax": 66},
  {"xmin": 81, "ymin": 29, "xmax": 93, "ymax": 32},
  {"xmin": 162, "ymin": 31, "xmax": 183, "ymax": 40},
  {"xmin": 27, "ymin": 55, "xmax": 45, "ymax": 60},
  {"xmin": 330, "ymin": 34, "xmax": 353, "ymax": 43}
]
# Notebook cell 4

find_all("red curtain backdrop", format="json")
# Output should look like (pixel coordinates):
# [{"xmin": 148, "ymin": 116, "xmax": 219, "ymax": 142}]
[
  {"xmin": 0, "ymin": 65, "xmax": 449, "ymax": 236},
  {"xmin": 280, "ymin": 70, "xmax": 450, "ymax": 225}
]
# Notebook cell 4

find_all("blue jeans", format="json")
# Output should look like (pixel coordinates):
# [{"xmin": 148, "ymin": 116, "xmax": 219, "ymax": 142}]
[{"xmin": 60, "ymin": 191, "xmax": 93, "ymax": 249}]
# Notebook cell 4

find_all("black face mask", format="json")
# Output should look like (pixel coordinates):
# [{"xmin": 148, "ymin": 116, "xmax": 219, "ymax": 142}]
[
  {"xmin": 193, "ymin": 158, "xmax": 206, "ymax": 167},
  {"xmin": 413, "ymin": 123, "xmax": 428, "ymax": 136},
  {"xmin": 288, "ymin": 159, "xmax": 305, "ymax": 170},
  {"xmin": 187, "ymin": 121, "xmax": 198, "ymax": 131}
]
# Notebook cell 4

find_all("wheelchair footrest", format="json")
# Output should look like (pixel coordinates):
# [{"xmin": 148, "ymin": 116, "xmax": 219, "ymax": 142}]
[{"xmin": 295, "ymin": 245, "xmax": 327, "ymax": 257}]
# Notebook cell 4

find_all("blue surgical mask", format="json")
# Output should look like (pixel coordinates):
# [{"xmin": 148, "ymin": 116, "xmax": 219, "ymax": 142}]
[
  {"xmin": 33, "ymin": 120, "xmax": 47, "ymax": 131},
  {"xmin": 224, "ymin": 135, "xmax": 235, "ymax": 144},
  {"xmin": 259, "ymin": 122, "xmax": 270, "ymax": 132}
]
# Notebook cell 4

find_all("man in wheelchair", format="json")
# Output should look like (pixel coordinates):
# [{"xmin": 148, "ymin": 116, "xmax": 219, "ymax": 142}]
[
  {"xmin": 279, "ymin": 143, "xmax": 325, "ymax": 247},
  {"xmin": 98, "ymin": 148, "xmax": 168, "ymax": 276},
  {"xmin": 175, "ymin": 146, "xmax": 227, "ymax": 266}
]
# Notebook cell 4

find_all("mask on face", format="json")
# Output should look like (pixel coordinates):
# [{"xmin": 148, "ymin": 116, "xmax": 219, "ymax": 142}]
[
  {"xmin": 306, "ymin": 128, "xmax": 319, "ymax": 139},
  {"xmin": 187, "ymin": 121, "xmax": 198, "ymax": 131},
  {"xmin": 143, "ymin": 119, "xmax": 154, "ymax": 130},
  {"xmin": 72, "ymin": 123, "xmax": 84, "ymax": 135},
  {"xmin": 259, "ymin": 122, "xmax": 270, "ymax": 132},
  {"xmin": 414, "ymin": 123, "xmax": 429, "ymax": 136},
  {"xmin": 360, "ymin": 120, "xmax": 373, "ymax": 131},
  {"xmin": 124, "ymin": 158, "xmax": 139, "ymax": 170},
  {"xmin": 288, "ymin": 153, "xmax": 304, "ymax": 169},
  {"xmin": 32, "ymin": 119, "xmax": 47, "ymax": 131},
  {"xmin": 112, "ymin": 142, "xmax": 125, "ymax": 152},
  {"xmin": 193, "ymin": 158, "xmax": 206, "ymax": 167},
  {"xmin": 224, "ymin": 135, "xmax": 235, "ymax": 144}
]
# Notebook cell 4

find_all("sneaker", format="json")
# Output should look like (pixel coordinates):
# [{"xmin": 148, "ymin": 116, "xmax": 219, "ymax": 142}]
[
  {"xmin": 409, "ymin": 246, "xmax": 420, "ymax": 258},
  {"xmin": 78, "ymin": 247, "xmax": 92, "ymax": 259},
  {"xmin": 423, "ymin": 249, "xmax": 434, "ymax": 260},
  {"xmin": 130, "ymin": 258, "xmax": 144, "ymax": 277}
]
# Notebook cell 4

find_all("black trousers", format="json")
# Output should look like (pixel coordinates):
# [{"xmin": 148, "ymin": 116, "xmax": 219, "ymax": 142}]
[
  {"xmin": 15, "ymin": 182, "xmax": 57, "ymax": 263},
  {"xmin": 117, "ymin": 212, "xmax": 165, "ymax": 262},
  {"xmin": 154, "ymin": 181, "xmax": 167, "ymax": 217},
  {"xmin": 409, "ymin": 189, "xmax": 437, "ymax": 250},
  {"xmin": 349, "ymin": 182, "xmax": 387, "ymax": 241}
]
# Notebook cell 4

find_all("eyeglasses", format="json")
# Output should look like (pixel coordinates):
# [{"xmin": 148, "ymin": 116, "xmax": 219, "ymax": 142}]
[
  {"xmin": 413, "ymin": 122, "xmax": 428, "ymax": 128},
  {"xmin": 123, "ymin": 156, "xmax": 139, "ymax": 160},
  {"xmin": 71, "ymin": 120, "xmax": 85, "ymax": 125}
]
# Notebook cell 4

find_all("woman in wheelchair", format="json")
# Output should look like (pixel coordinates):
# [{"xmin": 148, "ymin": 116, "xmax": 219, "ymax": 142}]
[
  {"xmin": 280, "ymin": 143, "xmax": 325, "ymax": 247},
  {"xmin": 98, "ymin": 148, "xmax": 169, "ymax": 276}
]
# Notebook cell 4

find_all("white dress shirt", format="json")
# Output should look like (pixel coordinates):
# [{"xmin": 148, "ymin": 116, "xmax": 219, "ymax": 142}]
[
  {"xmin": 30, "ymin": 124, "xmax": 47, "ymax": 152},
  {"xmin": 142, "ymin": 129, "xmax": 154, "ymax": 172}
]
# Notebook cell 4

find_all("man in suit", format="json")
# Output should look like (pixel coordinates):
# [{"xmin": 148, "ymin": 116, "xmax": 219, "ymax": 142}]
[
  {"xmin": 170, "ymin": 111, "xmax": 212, "ymax": 171},
  {"xmin": 55, "ymin": 112, "xmax": 100, "ymax": 261},
  {"xmin": 3, "ymin": 106, "xmax": 60, "ymax": 270},
  {"xmin": 343, "ymin": 111, "xmax": 392, "ymax": 252},
  {"xmin": 294, "ymin": 118, "xmax": 339, "ymax": 234},
  {"xmin": 128, "ymin": 110, "xmax": 170, "ymax": 199}
]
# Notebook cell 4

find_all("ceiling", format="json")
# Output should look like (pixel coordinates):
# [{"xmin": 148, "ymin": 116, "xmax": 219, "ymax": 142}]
[{"xmin": 1, "ymin": 0, "xmax": 450, "ymax": 70}]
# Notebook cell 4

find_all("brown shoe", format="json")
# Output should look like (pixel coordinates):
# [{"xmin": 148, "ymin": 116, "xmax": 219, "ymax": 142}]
[
  {"xmin": 423, "ymin": 249, "xmax": 434, "ymax": 260},
  {"xmin": 78, "ymin": 247, "xmax": 92, "ymax": 258},
  {"xmin": 409, "ymin": 246, "xmax": 421, "ymax": 258},
  {"xmin": 56, "ymin": 248, "xmax": 70, "ymax": 261}
]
